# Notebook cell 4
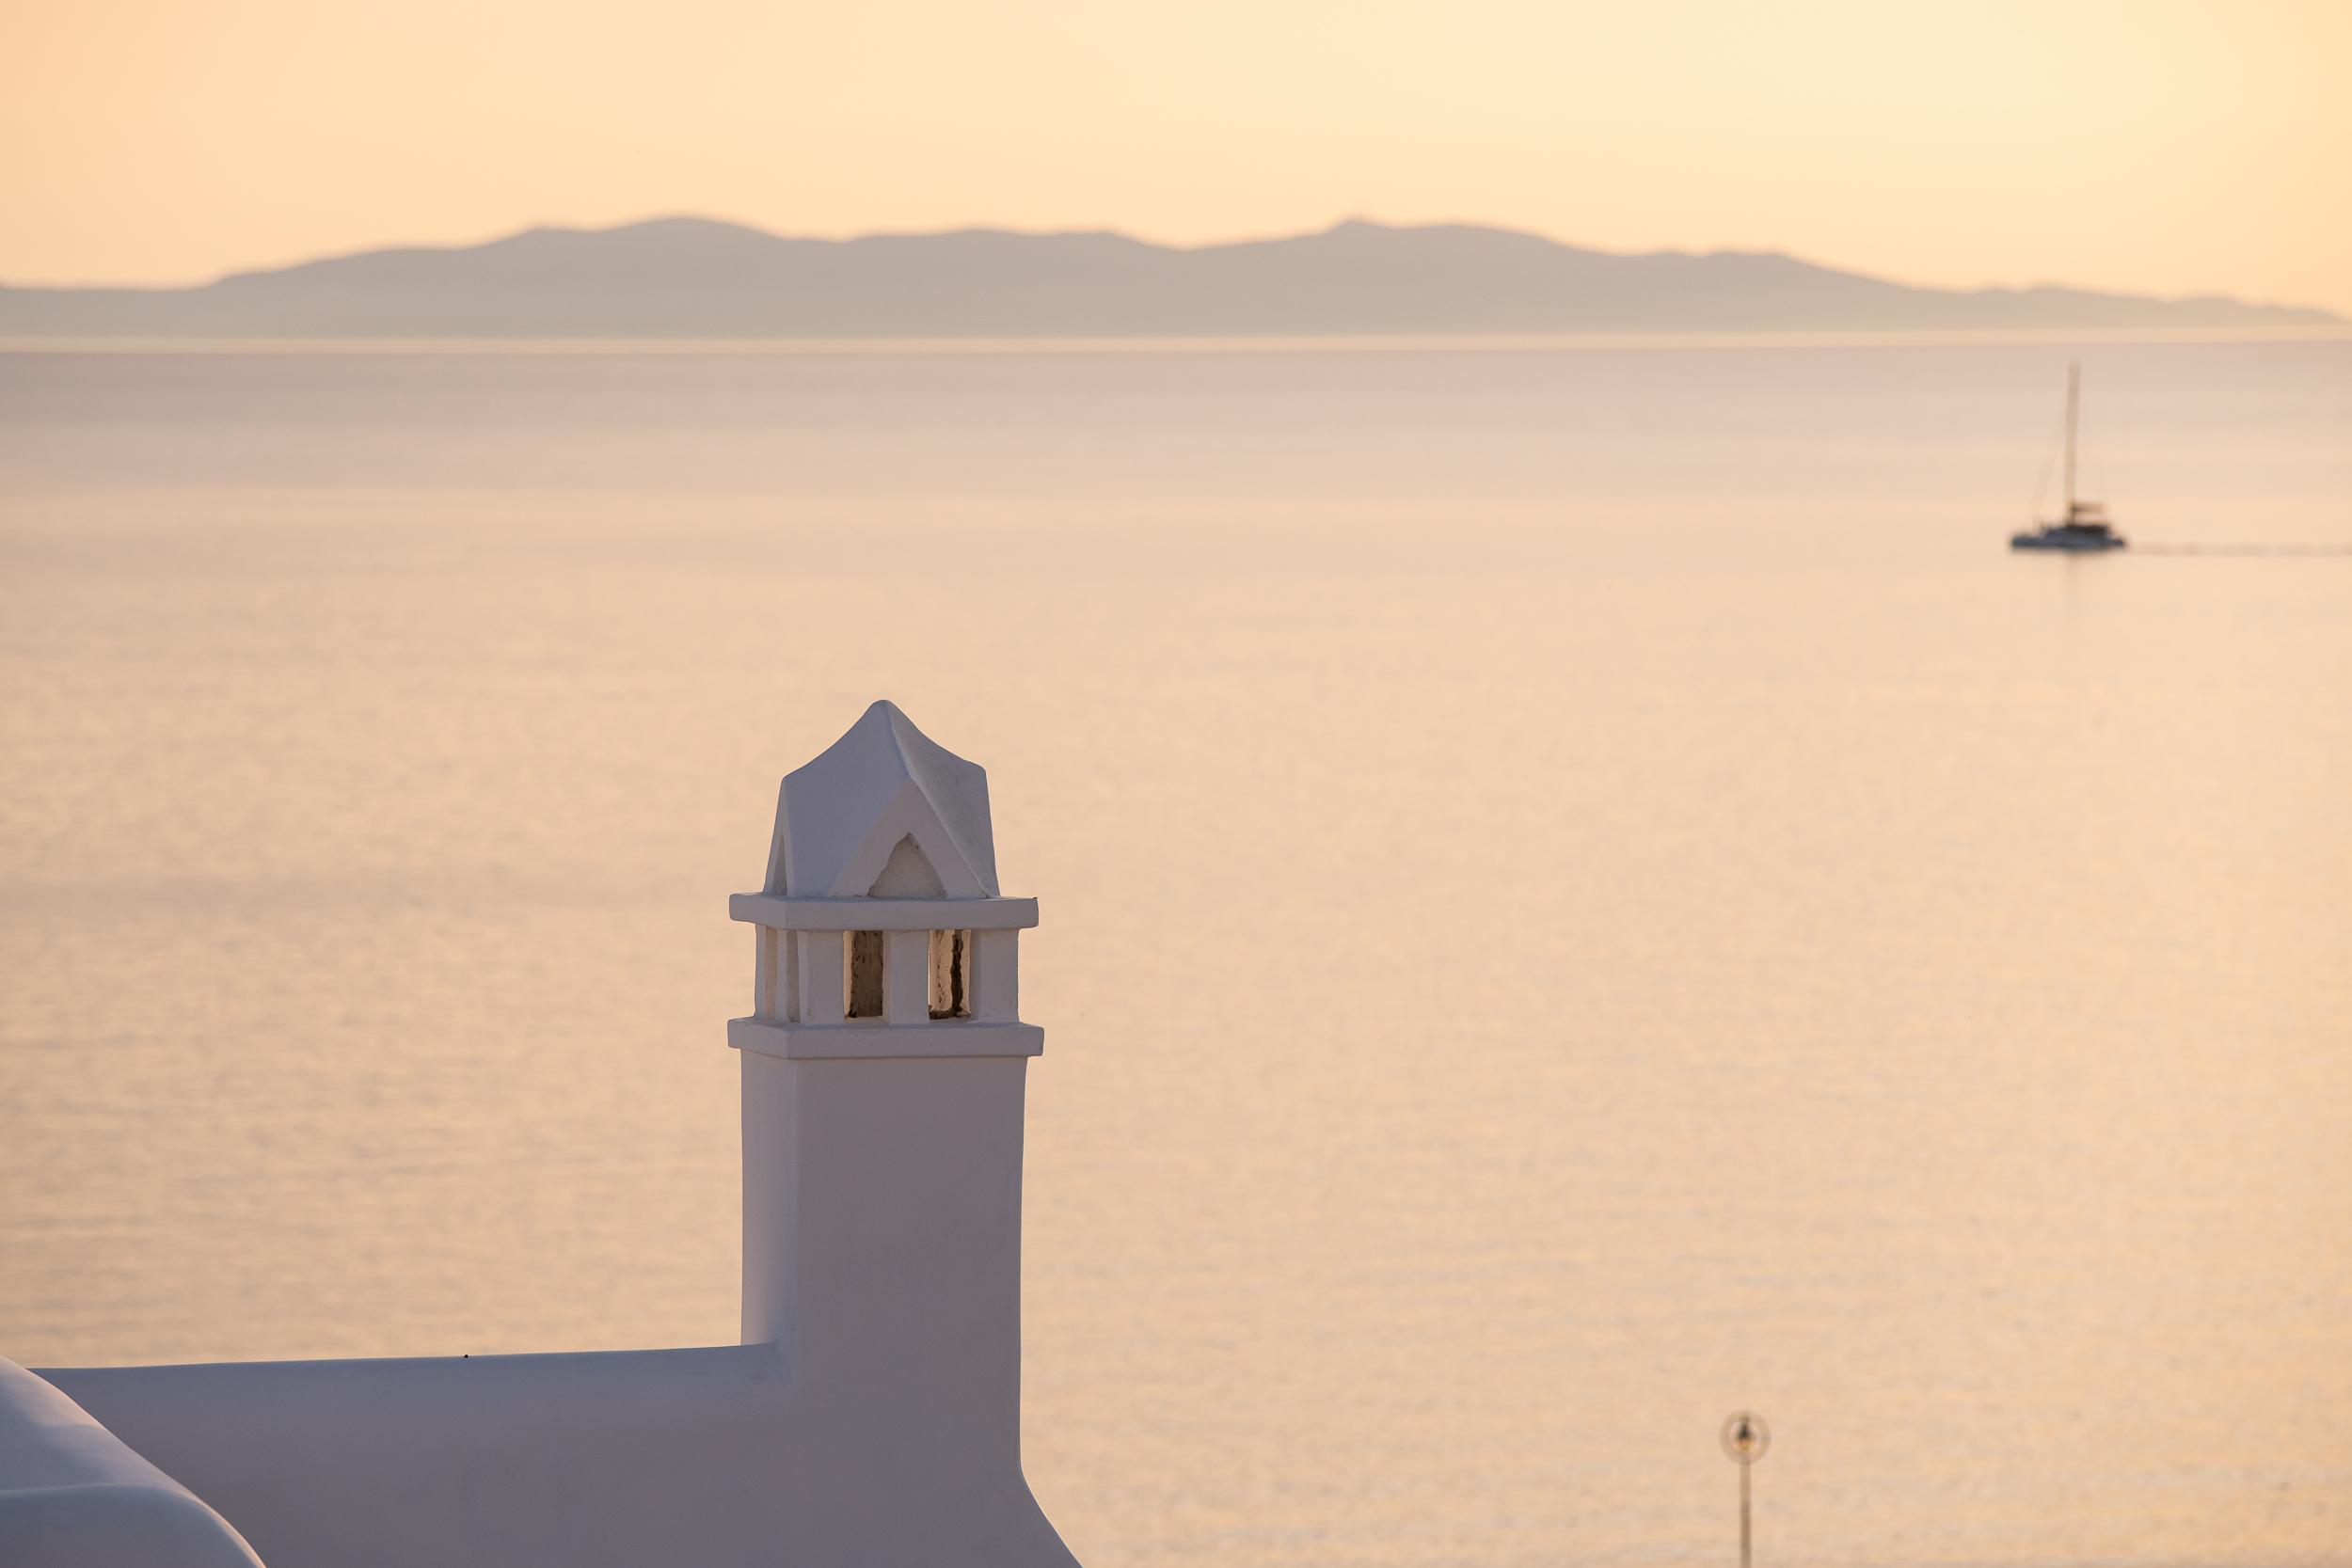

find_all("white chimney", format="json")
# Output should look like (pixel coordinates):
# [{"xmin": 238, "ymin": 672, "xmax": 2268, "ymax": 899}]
[{"xmin": 729, "ymin": 701, "xmax": 1072, "ymax": 1562}]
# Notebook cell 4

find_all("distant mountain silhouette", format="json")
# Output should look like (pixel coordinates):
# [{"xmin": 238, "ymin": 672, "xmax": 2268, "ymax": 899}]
[{"xmin": 2, "ymin": 216, "xmax": 2339, "ymax": 338}]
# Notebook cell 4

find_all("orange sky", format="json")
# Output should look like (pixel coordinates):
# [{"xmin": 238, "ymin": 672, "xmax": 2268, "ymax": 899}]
[{"xmin": 4, "ymin": 0, "xmax": 2348, "ymax": 314}]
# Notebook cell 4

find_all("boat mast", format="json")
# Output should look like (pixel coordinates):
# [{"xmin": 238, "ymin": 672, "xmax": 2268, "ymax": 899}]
[{"xmin": 2063, "ymin": 361, "xmax": 2078, "ymax": 517}]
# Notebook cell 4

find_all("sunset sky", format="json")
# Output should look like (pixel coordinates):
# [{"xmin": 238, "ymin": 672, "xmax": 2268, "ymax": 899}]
[{"xmin": 5, "ymin": 0, "xmax": 2348, "ymax": 314}]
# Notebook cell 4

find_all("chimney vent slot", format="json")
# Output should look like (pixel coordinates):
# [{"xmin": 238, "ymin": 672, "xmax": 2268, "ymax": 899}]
[
  {"xmin": 930, "ymin": 929, "xmax": 973, "ymax": 1020},
  {"xmin": 845, "ymin": 930, "xmax": 885, "ymax": 1019}
]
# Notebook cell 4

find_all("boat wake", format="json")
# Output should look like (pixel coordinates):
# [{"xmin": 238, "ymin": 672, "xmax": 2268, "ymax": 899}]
[{"xmin": 2128, "ymin": 543, "xmax": 2352, "ymax": 557}]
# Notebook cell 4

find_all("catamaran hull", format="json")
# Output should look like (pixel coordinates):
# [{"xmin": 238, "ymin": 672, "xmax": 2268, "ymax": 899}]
[{"xmin": 2010, "ymin": 531, "xmax": 2127, "ymax": 552}]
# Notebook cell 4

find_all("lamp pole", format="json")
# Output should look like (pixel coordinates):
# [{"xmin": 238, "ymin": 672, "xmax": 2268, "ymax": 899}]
[{"xmin": 1719, "ymin": 1411, "xmax": 1771, "ymax": 1568}]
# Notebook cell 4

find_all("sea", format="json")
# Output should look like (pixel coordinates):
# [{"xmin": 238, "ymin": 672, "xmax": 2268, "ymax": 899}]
[{"xmin": 3, "ymin": 336, "xmax": 2348, "ymax": 1566}]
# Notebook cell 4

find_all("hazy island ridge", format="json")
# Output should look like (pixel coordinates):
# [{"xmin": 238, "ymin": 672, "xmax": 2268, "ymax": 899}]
[{"xmin": 2, "ymin": 215, "xmax": 2340, "ymax": 340}]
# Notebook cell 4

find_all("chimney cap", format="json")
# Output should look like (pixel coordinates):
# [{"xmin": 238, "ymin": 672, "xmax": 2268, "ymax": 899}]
[{"xmin": 766, "ymin": 701, "xmax": 999, "ymax": 900}]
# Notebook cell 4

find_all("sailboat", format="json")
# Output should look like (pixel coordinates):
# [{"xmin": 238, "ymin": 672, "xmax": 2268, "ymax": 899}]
[{"xmin": 2011, "ymin": 362, "xmax": 2126, "ymax": 551}]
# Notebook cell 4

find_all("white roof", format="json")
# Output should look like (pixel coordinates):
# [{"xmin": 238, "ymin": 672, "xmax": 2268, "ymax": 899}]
[{"xmin": 765, "ymin": 702, "xmax": 999, "ymax": 899}]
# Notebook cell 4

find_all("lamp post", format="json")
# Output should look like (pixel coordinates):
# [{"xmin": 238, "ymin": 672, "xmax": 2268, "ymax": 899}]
[{"xmin": 1719, "ymin": 1411, "xmax": 1771, "ymax": 1568}]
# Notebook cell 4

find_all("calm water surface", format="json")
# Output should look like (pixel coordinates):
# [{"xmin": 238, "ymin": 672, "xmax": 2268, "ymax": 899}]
[{"xmin": 3, "ymin": 340, "xmax": 2349, "ymax": 1566}]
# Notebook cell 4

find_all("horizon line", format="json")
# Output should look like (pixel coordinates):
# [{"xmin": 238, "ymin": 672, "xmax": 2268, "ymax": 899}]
[
  {"xmin": 8, "ymin": 325, "xmax": 2349, "ymax": 357},
  {"xmin": 4, "ymin": 212, "xmax": 2339, "ymax": 320}
]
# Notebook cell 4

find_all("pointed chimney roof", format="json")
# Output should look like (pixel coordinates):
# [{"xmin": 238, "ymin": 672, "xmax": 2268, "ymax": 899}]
[{"xmin": 766, "ymin": 702, "xmax": 999, "ymax": 899}]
